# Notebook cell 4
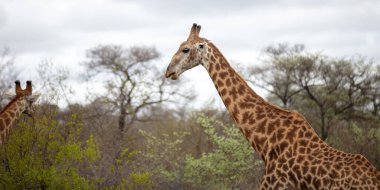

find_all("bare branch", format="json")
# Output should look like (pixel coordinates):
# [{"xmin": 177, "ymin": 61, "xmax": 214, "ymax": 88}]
[{"xmin": 82, "ymin": 44, "xmax": 193, "ymax": 132}]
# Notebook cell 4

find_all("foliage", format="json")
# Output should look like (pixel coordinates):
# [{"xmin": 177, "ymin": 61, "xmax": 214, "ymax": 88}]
[
  {"xmin": 138, "ymin": 128, "xmax": 189, "ymax": 188},
  {"xmin": 0, "ymin": 114, "xmax": 98, "ymax": 190},
  {"xmin": 1, "ymin": 43, "xmax": 379, "ymax": 189},
  {"xmin": 138, "ymin": 114, "xmax": 262, "ymax": 189},
  {"xmin": 327, "ymin": 117, "xmax": 380, "ymax": 167},
  {"xmin": 128, "ymin": 172, "xmax": 154, "ymax": 190},
  {"xmin": 183, "ymin": 114, "xmax": 262, "ymax": 189},
  {"xmin": 84, "ymin": 135, "xmax": 101, "ymax": 163}
]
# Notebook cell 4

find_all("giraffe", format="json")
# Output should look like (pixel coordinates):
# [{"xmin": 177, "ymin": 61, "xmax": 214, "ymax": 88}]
[
  {"xmin": 0, "ymin": 80, "xmax": 39, "ymax": 144},
  {"xmin": 165, "ymin": 24, "xmax": 380, "ymax": 190}
]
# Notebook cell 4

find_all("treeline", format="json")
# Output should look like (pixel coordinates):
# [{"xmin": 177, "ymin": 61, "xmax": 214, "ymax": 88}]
[{"xmin": 0, "ymin": 44, "xmax": 379, "ymax": 189}]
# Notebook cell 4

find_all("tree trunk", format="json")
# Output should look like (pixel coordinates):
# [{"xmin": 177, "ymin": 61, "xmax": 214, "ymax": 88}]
[
  {"xmin": 118, "ymin": 105, "xmax": 126, "ymax": 132},
  {"xmin": 320, "ymin": 110, "xmax": 328, "ymax": 141}
]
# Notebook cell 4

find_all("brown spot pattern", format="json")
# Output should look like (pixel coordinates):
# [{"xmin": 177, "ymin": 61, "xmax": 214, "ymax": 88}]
[{"xmin": 197, "ymin": 41, "xmax": 379, "ymax": 189}]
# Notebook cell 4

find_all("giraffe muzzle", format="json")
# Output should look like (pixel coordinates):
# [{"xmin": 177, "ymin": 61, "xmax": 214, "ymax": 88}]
[{"xmin": 165, "ymin": 67, "xmax": 177, "ymax": 80}]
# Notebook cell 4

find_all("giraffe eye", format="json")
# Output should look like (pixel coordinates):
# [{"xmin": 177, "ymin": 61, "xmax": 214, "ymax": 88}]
[
  {"xmin": 182, "ymin": 48, "xmax": 190, "ymax": 53},
  {"xmin": 199, "ymin": 44, "xmax": 204, "ymax": 49}
]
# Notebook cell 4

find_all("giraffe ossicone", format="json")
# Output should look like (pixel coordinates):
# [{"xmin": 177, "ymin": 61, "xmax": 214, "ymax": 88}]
[
  {"xmin": 0, "ymin": 80, "xmax": 40, "ymax": 144},
  {"xmin": 165, "ymin": 23, "xmax": 380, "ymax": 189}
]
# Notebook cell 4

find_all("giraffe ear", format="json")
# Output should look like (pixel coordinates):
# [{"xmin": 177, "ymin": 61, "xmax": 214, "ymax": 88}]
[{"xmin": 26, "ymin": 93, "xmax": 40, "ymax": 102}]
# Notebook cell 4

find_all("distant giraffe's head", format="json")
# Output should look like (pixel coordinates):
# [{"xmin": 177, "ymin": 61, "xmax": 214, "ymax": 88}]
[
  {"xmin": 165, "ymin": 23, "xmax": 209, "ymax": 80},
  {"xmin": 12, "ymin": 80, "xmax": 40, "ymax": 116}
]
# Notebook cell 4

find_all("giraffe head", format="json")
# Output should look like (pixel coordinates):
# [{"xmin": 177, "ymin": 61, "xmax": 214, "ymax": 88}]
[
  {"xmin": 14, "ymin": 80, "xmax": 40, "ymax": 116},
  {"xmin": 165, "ymin": 23, "xmax": 209, "ymax": 80}
]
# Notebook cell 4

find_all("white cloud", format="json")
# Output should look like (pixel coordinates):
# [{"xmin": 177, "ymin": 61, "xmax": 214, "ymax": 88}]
[
  {"xmin": 63, "ymin": 1, "xmax": 148, "ymax": 32},
  {"xmin": 0, "ymin": 0, "xmax": 379, "ymax": 107}
]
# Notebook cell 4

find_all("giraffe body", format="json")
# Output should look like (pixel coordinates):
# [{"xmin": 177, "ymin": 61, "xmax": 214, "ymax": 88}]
[
  {"xmin": 0, "ymin": 81, "xmax": 39, "ymax": 144},
  {"xmin": 165, "ymin": 24, "xmax": 380, "ymax": 189}
]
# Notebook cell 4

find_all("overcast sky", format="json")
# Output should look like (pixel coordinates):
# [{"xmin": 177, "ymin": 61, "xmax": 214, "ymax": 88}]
[{"xmin": 1, "ymin": 0, "xmax": 379, "ymax": 107}]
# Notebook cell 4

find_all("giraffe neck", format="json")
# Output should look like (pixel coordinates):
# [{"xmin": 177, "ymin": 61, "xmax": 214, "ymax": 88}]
[
  {"xmin": 0, "ymin": 97, "xmax": 26, "ymax": 144},
  {"xmin": 204, "ymin": 42, "xmax": 289, "ymax": 157}
]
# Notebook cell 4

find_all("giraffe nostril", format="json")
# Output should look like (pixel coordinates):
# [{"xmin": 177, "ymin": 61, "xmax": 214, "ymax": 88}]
[
  {"xmin": 165, "ymin": 71, "xmax": 175, "ymax": 79},
  {"xmin": 165, "ymin": 66, "xmax": 176, "ymax": 79}
]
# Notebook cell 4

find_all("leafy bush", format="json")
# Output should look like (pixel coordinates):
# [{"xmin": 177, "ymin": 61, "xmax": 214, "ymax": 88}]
[
  {"xmin": 138, "ymin": 114, "xmax": 262, "ymax": 189},
  {"xmin": 183, "ymin": 114, "xmax": 262, "ymax": 189},
  {"xmin": 0, "ymin": 114, "xmax": 99, "ymax": 189}
]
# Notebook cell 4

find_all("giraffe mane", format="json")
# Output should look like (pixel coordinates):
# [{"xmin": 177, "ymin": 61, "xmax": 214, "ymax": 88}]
[
  {"xmin": 207, "ymin": 42, "xmax": 290, "ymax": 114},
  {"xmin": 0, "ymin": 96, "xmax": 23, "ymax": 115}
]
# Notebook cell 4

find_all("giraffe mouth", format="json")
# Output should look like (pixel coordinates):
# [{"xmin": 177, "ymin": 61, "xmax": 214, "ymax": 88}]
[
  {"xmin": 22, "ymin": 110, "xmax": 33, "ymax": 117},
  {"xmin": 165, "ymin": 71, "xmax": 178, "ymax": 80}
]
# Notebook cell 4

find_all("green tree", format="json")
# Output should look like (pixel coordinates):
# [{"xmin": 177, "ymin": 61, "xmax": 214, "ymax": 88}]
[
  {"xmin": 138, "ymin": 114, "xmax": 262, "ymax": 189},
  {"xmin": 0, "ymin": 113, "xmax": 100, "ymax": 189},
  {"xmin": 183, "ymin": 114, "xmax": 262, "ymax": 189},
  {"xmin": 138, "ymin": 128, "xmax": 189, "ymax": 189}
]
